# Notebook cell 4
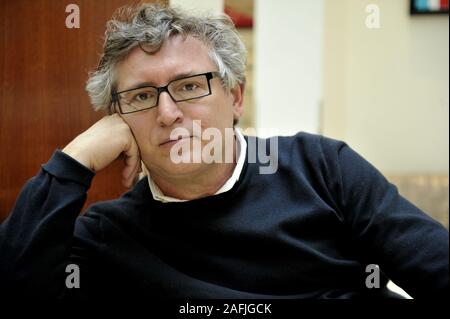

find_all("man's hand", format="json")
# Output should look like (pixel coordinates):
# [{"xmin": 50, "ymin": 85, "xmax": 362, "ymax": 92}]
[{"xmin": 62, "ymin": 114, "xmax": 141, "ymax": 188}]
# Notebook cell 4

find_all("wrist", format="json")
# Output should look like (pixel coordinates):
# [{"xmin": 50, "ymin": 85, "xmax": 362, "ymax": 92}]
[{"xmin": 62, "ymin": 145, "xmax": 93, "ymax": 171}]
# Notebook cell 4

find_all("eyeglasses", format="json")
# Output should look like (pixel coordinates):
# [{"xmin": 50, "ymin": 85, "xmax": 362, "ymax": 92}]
[{"xmin": 112, "ymin": 71, "xmax": 221, "ymax": 114}]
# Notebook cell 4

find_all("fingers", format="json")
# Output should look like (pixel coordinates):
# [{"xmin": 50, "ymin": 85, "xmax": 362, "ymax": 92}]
[
  {"xmin": 122, "ymin": 158, "xmax": 141, "ymax": 188},
  {"xmin": 122, "ymin": 133, "xmax": 141, "ymax": 188},
  {"xmin": 113, "ymin": 113, "xmax": 142, "ymax": 188}
]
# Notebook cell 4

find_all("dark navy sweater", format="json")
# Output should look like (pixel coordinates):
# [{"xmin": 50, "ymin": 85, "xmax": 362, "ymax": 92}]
[{"xmin": 0, "ymin": 132, "xmax": 448, "ymax": 299}]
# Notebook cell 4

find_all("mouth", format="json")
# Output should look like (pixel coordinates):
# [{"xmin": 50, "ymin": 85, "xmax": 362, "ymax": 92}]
[{"xmin": 159, "ymin": 135, "xmax": 193, "ymax": 147}]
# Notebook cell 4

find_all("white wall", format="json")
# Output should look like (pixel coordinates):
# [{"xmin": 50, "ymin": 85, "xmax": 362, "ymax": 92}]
[
  {"xmin": 323, "ymin": 0, "xmax": 449, "ymax": 173},
  {"xmin": 169, "ymin": 0, "xmax": 223, "ymax": 14},
  {"xmin": 254, "ymin": 0, "xmax": 324, "ymax": 136}
]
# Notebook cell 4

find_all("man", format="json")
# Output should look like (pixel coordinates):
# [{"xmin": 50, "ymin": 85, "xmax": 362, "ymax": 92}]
[{"xmin": 0, "ymin": 4, "xmax": 448, "ymax": 299}]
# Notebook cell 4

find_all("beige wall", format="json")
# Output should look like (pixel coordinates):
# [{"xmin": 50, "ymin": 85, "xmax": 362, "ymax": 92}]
[
  {"xmin": 254, "ymin": 0, "xmax": 324, "ymax": 136},
  {"xmin": 170, "ymin": 0, "xmax": 224, "ymax": 13},
  {"xmin": 323, "ymin": 0, "xmax": 449, "ymax": 174}
]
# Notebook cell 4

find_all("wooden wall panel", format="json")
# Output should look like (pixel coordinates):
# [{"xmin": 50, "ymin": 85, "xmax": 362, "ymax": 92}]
[{"xmin": 0, "ymin": 0, "xmax": 163, "ymax": 221}]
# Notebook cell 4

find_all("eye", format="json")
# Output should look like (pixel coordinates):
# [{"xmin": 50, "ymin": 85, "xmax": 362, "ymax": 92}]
[
  {"xmin": 136, "ymin": 92, "xmax": 150, "ymax": 101},
  {"xmin": 181, "ymin": 83, "xmax": 199, "ymax": 91},
  {"xmin": 128, "ymin": 90, "xmax": 156, "ymax": 104}
]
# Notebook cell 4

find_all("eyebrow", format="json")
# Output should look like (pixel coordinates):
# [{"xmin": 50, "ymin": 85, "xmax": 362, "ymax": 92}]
[{"xmin": 121, "ymin": 71, "xmax": 197, "ymax": 92}]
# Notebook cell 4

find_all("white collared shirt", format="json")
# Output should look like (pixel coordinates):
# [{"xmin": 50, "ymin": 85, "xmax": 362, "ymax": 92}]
[{"xmin": 143, "ymin": 128, "xmax": 247, "ymax": 203}]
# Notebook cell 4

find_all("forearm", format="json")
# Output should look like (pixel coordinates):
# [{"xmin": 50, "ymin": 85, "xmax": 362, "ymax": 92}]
[{"xmin": 0, "ymin": 150, "xmax": 95, "ymax": 297}]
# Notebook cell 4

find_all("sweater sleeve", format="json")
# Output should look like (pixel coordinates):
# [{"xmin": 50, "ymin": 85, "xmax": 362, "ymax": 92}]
[
  {"xmin": 0, "ymin": 150, "xmax": 95, "ymax": 298},
  {"xmin": 320, "ymin": 136, "xmax": 449, "ymax": 299}
]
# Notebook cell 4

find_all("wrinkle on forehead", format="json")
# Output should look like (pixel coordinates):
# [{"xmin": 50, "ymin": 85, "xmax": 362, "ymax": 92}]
[{"xmin": 116, "ymin": 35, "xmax": 216, "ymax": 91}]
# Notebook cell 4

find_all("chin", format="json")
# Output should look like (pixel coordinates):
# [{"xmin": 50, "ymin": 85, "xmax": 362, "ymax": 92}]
[
  {"xmin": 161, "ymin": 160, "xmax": 207, "ymax": 176},
  {"xmin": 145, "ymin": 145, "xmax": 209, "ymax": 176}
]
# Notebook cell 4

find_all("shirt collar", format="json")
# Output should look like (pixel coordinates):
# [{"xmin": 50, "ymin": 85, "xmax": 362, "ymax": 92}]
[{"xmin": 143, "ymin": 128, "xmax": 247, "ymax": 203}]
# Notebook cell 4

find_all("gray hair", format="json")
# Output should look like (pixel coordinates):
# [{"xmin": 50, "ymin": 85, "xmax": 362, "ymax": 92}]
[{"xmin": 86, "ymin": 3, "xmax": 247, "ymax": 113}]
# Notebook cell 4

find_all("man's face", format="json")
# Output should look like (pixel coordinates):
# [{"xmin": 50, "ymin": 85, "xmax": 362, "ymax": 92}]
[{"xmin": 115, "ymin": 35, "xmax": 243, "ymax": 178}]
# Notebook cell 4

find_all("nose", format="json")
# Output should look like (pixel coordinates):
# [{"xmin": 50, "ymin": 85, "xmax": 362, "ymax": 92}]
[{"xmin": 156, "ymin": 91, "xmax": 183, "ymax": 127}]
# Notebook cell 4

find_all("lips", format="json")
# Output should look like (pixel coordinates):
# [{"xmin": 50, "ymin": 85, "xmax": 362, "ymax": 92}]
[{"xmin": 159, "ymin": 135, "xmax": 192, "ymax": 146}]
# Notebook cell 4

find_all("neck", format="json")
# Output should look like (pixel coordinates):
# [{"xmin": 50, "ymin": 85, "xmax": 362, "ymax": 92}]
[{"xmin": 149, "ymin": 136, "xmax": 238, "ymax": 200}]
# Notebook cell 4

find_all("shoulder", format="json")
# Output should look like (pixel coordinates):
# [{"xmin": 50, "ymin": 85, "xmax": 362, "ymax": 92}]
[
  {"xmin": 279, "ymin": 132, "xmax": 376, "ymax": 183},
  {"xmin": 249, "ymin": 131, "xmax": 346, "ymax": 151},
  {"xmin": 290, "ymin": 131, "xmax": 346, "ymax": 151},
  {"xmin": 242, "ymin": 132, "xmax": 352, "ymax": 192},
  {"xmin": 252, "ymin": 131, "xmax": 348, "ymax": 165}
]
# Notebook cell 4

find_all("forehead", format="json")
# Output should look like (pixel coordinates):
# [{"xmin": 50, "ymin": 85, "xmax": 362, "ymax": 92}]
[{"xmin": 116, "ymin": 35, "xmax": 215, "ymax": 90}]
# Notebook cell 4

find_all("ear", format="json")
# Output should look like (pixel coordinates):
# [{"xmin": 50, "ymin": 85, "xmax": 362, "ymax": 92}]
[{"xmin": 229, "ymin": 83, "xmax": 245, "ymax": 123}]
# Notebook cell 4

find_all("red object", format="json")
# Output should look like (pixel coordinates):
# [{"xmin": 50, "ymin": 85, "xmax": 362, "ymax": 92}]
[
  {"xmin": 224, "ymin": 6, "xmax": 253, "ymax": 28},
  {"xmin": 441, "ymin": 0, "xmax": 449, "ymax": 10}
]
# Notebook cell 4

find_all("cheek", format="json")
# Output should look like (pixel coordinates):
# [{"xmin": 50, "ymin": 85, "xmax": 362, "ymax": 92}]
[
  {"xmin": 122, "ymin": 114, "xmax": 154, "ymax": 146},
  {"xmin": 189, "ymin": 100, "xmax": 233, "ymax": 128},
  {"xmin": 214, "ymin": 102, "xmax": 234, "ymax": 128}
]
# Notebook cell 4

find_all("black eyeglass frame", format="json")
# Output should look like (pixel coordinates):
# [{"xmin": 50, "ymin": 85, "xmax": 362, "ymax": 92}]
[{"xmin": 111, "ymin": 71, "xmax": 221, "ymax": 114}]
